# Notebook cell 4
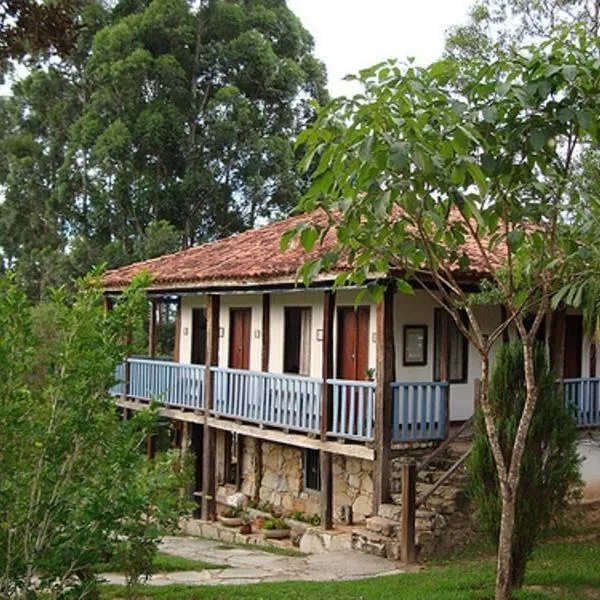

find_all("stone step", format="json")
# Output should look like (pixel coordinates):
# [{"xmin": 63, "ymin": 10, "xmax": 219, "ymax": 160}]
[
  {"xmin": 351, "ymin": 529, "xmax": 402, "ymax": 561},
  {"xmin": 366, "ymin": 515, "xmax": 400, "ymax": 537},
  {"xmin": 378, "ymin": 503, "xmax": 402, "ymax": 521}
]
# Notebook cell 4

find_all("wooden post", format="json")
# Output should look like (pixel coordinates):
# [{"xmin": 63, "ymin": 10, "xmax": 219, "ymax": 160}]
[
  {"xmin": 122, "ymin": 329, "xmax": 132, "ymax": 403},
  {"xmin": 173, "ymin": 298, "xmax": 182, "ymax": 362},
  {"xmin": 201, "ymin": 294, "xmax": 220, "ymax": 520},
  {"xmin": 253, "ymin": 437, "xmax": 262, "ymax": 501},
  {"xmin": 373, "ymin": 284, "xmax": 394, "ymax": 514},
  {"xmin": 320, "ymin": 290, "xmax": 335, "ymax": 529},
  {"xmin": 262, "ymin": 293, "xmax": 270, "ymax": 372},
  {"xmin": 500, "ymin": 305, "xmax": 510, "ymax": 345},
  {"xmin": 590, "ymin": 343, "xmax": 597, "ymax": 378},
  {"xmin": 251, "ymin": 294, "xmax": 270, "ymax": 501},
  {"xmin": 550, "ymin": 310, "xmax": 567, "ymax": 379},
  {"xmin": 400, "ymin": 463, "xmax": 417, "ymax": 563},
  {"xmin": 148, "ymin": 299, "xmax": 157, "ymax": 358},
  {"xmin": 146, "ymin": 434, "xmax": 156, "ymax": 461}
]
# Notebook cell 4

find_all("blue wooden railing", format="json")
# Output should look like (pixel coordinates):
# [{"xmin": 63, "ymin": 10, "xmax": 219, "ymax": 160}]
[
  {"xmin": 212, "ymin": 367, "xmax": 321, "ymax": 434},
  {"xmin": 328, "ymin": 378, "xmax": 376, "ymax": 441},
  {"xmin": 563, "ymin": 378, "xmax": 600, "ymax": 427},
  {"xmin": 391, "ymin": 381, "xmax": 448, "ymax": 442},
  {"xmin": 127, "ymin": 358, "xmax": 205, "ymax": 409}
]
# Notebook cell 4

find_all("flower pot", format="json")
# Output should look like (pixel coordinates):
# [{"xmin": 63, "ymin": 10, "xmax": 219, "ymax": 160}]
[
  {"xmin": 239, "ymin": 523, "xmax": 252, "ymax": 535},
  {"xmin": 219, "ymin": 516, "xmax": 243, "ymax": 527},
  {"xmin": 254, "ymin": 516, "xmax": 266, "ymax": 530},
  {"xmin": 263, "ymin": 528, "xmax": 290, "ymax": 540}
]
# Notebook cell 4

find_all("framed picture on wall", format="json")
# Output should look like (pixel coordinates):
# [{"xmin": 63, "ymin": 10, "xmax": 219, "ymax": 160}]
[{"xmin": 403, "ymin": 325, "xmax": 428, "ymax": 366}]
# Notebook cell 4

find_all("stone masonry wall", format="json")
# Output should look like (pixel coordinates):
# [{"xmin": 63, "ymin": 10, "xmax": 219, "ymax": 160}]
[{"xmin": 216, "ymin": 435, "xmax": 374, "ymax": 523}]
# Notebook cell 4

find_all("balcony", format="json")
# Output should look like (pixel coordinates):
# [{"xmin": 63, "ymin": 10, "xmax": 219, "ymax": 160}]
[{"xmin": 111, "ymin": 358, "xmax": 449, "ymax": 444}]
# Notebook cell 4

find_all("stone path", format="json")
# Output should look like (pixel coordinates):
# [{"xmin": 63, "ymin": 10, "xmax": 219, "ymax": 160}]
[{"xmin": 101, "ymin": 535, "xmax": 408, "ymax": 586}]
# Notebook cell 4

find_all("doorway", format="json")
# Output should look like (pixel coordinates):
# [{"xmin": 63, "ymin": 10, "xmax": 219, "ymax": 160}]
[{"xmin": 229, "ymin": 309, "xmax": 251, "ymax": 369}]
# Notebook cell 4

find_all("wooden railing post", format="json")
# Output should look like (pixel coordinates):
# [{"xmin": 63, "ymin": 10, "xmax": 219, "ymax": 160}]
[
  {"xmin": 373, "ymin": 284, "xmax": 394, "ymax": 514},
  {"xmin": 201, "ymin": 294, "xmax": 220, "ymax": 520},
  {"xmin": 401, "ymin": 463, "xmax": 416, "ymax": 563},
  {"xmin": 320, "ymin": 290, "xmax": 335, "ymax": 530}
]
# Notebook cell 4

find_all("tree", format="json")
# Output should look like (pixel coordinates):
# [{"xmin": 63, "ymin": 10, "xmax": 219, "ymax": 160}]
[
  {"xmin": 0, "ymin": 0, "xmax": 328, "ymax": 298},
  {"xmin": 285, "ymin": 30, "xmax": 600, "ymax": 599},
  {"xmin": 0, "ymin": 271, "xmax": 191, "ymax": 598},
  {"xmin": 0, "ymin": 0, "xmax": 81, "ymax": 63},
  {"xmin": 469, "ymin": 341, "xmax": 581, "ymax": 589}
]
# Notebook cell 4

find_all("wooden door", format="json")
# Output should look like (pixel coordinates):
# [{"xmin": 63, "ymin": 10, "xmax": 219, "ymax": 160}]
[
  {"xmin": 564, "ymin": 315, "xmax": 583, "ymax": 379},
  {"xmin": 229, "ymin": 309, "xmax": 251, "ymax": 369},
  {"xmin": 337, "ymin": 307, "xmax": 370, "ymax": 380},
  {"xmin": 191, "ymin": 308, "xmax": 207, "ymax": 365}
]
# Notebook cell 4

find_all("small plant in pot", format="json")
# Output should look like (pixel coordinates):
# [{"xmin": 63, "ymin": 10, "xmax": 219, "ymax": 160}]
[
  {"xmin": 263, "ymin": 517, "xmax": 291, "ymax": 539},
  {"xmin": 219, "ymin": 506, "xmax": 243, "ymax": 527},
  {"xmin": 239, "ymin": 512, "xmax": 252, "ymax": 535}
]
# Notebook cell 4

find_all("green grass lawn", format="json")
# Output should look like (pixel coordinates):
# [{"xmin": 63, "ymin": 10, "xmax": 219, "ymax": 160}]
[
  {"xmin": 97, "ymin": 551, "xmax": 224, "ymax": 573},
  {"xmin": 100, "ymin": 537, "xmax": 600, "ymax": 599}
]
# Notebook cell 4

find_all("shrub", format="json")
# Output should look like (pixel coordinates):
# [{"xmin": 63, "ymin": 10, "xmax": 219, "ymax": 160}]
[
  {"xmin": 263, "ymin": 517, "xmax": 289, "ymax": 531},
  {"xmin": 468, "ymin": 341, "xmax": 582, "ymax": 589}
]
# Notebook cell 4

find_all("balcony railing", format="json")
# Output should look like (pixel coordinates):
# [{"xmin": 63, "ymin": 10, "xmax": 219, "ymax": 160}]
[
  {"xmin": 111, "ymin": 358, "xmax": 457, "ymax": 445},
  {"xmin": 128, "ymin": 358, "xmax": 205, "ymax": 410},
  {"xmin": 328, "ymin": 378, "xmax": 375, "ymax": 441},
  {"xmin": 391, "ymin": 382, "xmax": 448, "ymax": 442},
  {"xmin": 212, "ymin": 367, "xmax": 321, "ymax": 434},
  {"xmin": 563, "ymin": 378, "xmax": 600, "ymax": 427}
]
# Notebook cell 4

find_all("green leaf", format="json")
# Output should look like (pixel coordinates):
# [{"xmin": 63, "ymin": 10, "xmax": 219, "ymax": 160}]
[
  {"xmin": 562, "ymin": 65, "xmax": 577, "ymax": 82},
  {"xmin": 529, "ymin": 129, "xmax": 549, "ymax": 152},
  {"xmin": 374, "ymin": 190, "xmax": 391, "ymax": 217},
  {"xmin": 507, "ymin": 230, "xmax": 525, "ymax": 250},
  {"xmin": 395, "ymin": 279, "xmax": 414, "ymax": 295},
  {"xmin": 466, "ymin": 162, "xmax": 488, "ymax": 195},
  {"xmin": 388, "ymin": 142, "xmax": 410, "ymax": 170},
  {"xmin": 300, "ymin": 227, "xmax": 319, "ymax": 251},
  {"xmin": 359, "ymin": 135, "xmax": 374, "ymax": 162},
  {"xmin": 280, "ymin": 229, "xmax": 297, "ymax": 251}
]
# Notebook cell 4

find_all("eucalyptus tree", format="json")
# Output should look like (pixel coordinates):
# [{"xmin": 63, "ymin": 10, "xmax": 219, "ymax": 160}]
[{"xmin": 285, "ymin": 31, "xmax": 600, "ymax": 599}]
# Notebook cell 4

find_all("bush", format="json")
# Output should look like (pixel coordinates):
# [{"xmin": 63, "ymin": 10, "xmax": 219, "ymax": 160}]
[
  {"xmin": 0, "ymin": 272, "xmax": 192, "ymax": 598},
  {"xmin": 468, "ymin": 341, "xmax": 582, "ymax": 588}
]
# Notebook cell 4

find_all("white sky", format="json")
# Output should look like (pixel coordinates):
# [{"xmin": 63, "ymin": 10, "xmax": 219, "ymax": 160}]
[{"xmin": 288, "ymin": 0, "xmax": 473, "ymax": 97}]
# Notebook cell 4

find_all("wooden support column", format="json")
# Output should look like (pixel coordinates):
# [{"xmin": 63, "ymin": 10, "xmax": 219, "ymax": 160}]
[
  {"xmin": 201, "ymin": 294, "xmax": 220, "ymax": 520},
  {"xmin": 550, "ymin": 310, "xmax": 567, "ymax": 379},
  {"xmin": 173, "ymin": 298, "xmax": 182, "ymax": 362},
  {"xmin": 373, "ymin": 284, "xmax": 394, "ymax": 514},
  {"xmin": 122, "ymin": 329, "xmax": 132, "ymax": 403},
  {"xmin": 320, "ymin": 290, "xmax": 335, "ymax": 530},
  {"xmin": 400, "ymin": 463, "xmax": 417, "ymax": 563},
  {"xmin": 146, "ymin": 434, "xmax": 156, "ymax": 461},
  {"xmin": 148, "ymin": 299, "xmax": 157, "ymax": 358},
  {"xmin": 500, "ymin": 305, "xmax": 510, "ymax": 345},
  {"xmin": 590, "ymin": 343, "xmax": 597, "ymax": 378},
  {"xmin": 251, "ymin": 293, "xmax": 270, "ymax": 500}
]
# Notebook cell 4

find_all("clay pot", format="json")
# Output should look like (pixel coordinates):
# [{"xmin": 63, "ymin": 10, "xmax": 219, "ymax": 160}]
[
  {"xmin": 239, "ymin": 523, "xmax": 252, "ymax": 535},
  {"xmin": 254, "ymin": 516, "xmax": 266, "ymax": 530}
]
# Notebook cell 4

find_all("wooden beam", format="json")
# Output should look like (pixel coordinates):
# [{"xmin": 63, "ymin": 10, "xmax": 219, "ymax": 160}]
[
  {"xmin": 122, "ymin": 329, "xmax": 132, "ymax": 404},
  {"xmin": 261, "ymin": 293, "xmax": 270, "ymax": 372},
  {"xmin": 148, "ymin": 299, "xmax": 157, "ymax": 358},
  {"xmin": 320, "ymin": 290, "xmax": 335, "ymax": 529},
  {"xmin": 115, "ymin": 399, "xmax": 376, "ymax": 460},
  {"xmin": 373, "ymin": 284, "xmax": 394, "ymax": 514},
  {"xmin": 400, "ymin": 463, "xmax": 417, "ymax": 563},
  {"xmin": 550, "ymin": 310, "xmax": 567, "ymax": 378},
  {"xmin": 590, "ymin": 343, "xmax": 597, "ymax": 378},
  {"xmin": 201, "ymin": 294, "xmax": 220, "ymax": 520}
]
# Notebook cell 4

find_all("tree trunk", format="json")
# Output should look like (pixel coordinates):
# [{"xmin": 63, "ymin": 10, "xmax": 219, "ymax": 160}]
[{"xmin": 495, "ymin": 484, "xmax": 517, "ymax": 599}]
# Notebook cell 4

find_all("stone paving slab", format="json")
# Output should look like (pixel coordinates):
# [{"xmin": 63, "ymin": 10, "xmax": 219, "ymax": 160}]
[{"xmin": 100, "ymin": 535, "xmax": 408, "ymax": 587}]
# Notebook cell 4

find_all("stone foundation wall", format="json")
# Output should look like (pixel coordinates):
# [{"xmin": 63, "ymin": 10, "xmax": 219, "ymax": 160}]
[{"xmin": 215, "ymin": 434, "xmax": 374, "ymax": 523}]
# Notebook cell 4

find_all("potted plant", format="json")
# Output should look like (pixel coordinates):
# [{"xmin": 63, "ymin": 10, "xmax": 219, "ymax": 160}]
[
  {"xmin": 218, "ymin": 506, "xmax": 243, "ymax": 527},
  {"xmin": 365, "ymin": 367, "xmax": 376, "ymax": 381},
  {"xmin": 262, "ymin": 517, "xmax": 291, "ymax": 539},
  {"xmin": 239, "ymin": 512, "xmax": 252, "ymax": 535}
]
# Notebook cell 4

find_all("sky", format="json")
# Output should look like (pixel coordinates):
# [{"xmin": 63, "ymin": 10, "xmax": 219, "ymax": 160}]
[{"xmin": 287, "ymin": 0, "xmax": 474, "ymax": 97}]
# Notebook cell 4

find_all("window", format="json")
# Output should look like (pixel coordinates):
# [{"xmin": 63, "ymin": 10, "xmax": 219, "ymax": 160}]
[
  {"xmin": 433, "ymin": 309, "xmax": 468, "ymax": 383},
  {"xmin": 224, "ymin": 432, "xmax": 241, "ymax": 486},
  {"xmin": 303, "ymin": 449, "xmax": 321, "ymax": 491},
  {"xmin": 284, "ymin": 307, "xmax": 312, "ymax": 375}
]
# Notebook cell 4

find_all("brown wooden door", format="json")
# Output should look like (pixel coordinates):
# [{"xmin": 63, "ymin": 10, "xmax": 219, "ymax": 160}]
[
  {"xmin": 229, "ymin": 309, "xmax": 251, "ymax": 369},
  {"xmin": 564, "ymin": 315, "xmax": 583, "ymax": 379},
  {"xmin": 191, "ymin": 308, "xmax": 207, "ymax": 365},
  {"xmin": 337, "ymin": 307, "xmax": 370, "ymax": 380}
]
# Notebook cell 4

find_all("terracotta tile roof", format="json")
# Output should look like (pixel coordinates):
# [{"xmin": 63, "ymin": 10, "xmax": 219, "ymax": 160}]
[{"xmin": 103, "ymin": 210, "xmax": 503, "ymax": 291}]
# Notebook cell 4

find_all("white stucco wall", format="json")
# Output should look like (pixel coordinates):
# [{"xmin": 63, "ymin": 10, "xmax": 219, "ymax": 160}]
[
  {"xmin": 177, "ymin": 289, "xmax": 595, "ymax": 422},
  {"xmin": 579, "ymin": 434, "xmax": 600, "ymax": 501}
]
